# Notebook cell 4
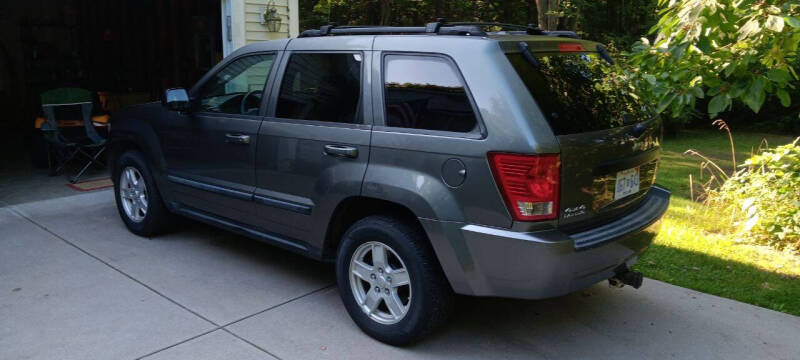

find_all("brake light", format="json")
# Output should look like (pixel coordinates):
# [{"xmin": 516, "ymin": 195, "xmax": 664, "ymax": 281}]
[
  {"xmin": 558, "ymin": 43, "xmax": 585, "ymax": 52},
  {"xmin": 488, "ymin": 153, "xmax": 560, "ymax": 221}
]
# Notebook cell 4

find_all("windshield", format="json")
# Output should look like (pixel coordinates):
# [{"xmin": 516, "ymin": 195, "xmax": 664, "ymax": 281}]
[{"xmin": 506, "ymin": 51, "xmax": 654, "ymax": 135}]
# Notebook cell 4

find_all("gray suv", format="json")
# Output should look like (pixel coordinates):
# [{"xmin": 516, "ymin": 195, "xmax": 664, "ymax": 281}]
[{"xmin": 110, "ymin": 22, "xmax": 670, "ymax": 345}]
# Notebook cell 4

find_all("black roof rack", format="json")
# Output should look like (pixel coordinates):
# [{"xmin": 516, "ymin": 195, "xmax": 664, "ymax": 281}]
[
  {"xmin": 542, "ymin": 30, "xmax": 580, "ymax": 39},
  {"xmin": 298, "ymin": 20, "xmax": 580, "ymax": 39}
]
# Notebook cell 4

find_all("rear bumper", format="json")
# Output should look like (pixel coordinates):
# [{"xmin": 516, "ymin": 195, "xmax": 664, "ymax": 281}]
[{"xmin": 421, "ymin": 186, "xmax": 670, "ymax": 299}]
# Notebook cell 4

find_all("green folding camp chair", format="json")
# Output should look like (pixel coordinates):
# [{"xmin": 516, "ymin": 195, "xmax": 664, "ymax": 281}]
[{"xmin": 40, "ymin": 88, "xmax": 107, "ymax": 183}]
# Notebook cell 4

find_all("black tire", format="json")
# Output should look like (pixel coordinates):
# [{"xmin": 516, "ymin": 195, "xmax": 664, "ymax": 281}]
[
  {"xmin": 113, "ymin": 150, "xmax": 171, "ymax": 236},
  {"xmin": 336, "ymin": 215, "xmax": 453, "ymax": 346}
]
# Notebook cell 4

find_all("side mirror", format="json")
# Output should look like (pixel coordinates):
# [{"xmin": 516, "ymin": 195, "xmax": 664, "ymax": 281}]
[{"xmin": 163, "ymin": 88, "xmax": 190, "ymax": 111}]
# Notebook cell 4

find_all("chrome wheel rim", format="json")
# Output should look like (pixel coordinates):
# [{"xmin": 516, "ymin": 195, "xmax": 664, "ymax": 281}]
[
  {"xmin": 349, "ymin": 241, "xmax": 412, "ymax": 325},
  {"xmin": 119, "ymin": 167, "xmax": 148, "ymax": 223}
]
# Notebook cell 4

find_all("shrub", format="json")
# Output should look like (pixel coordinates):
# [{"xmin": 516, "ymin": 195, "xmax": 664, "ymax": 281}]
[
  {"xmin": 706, "ymin": 138, "xmax": 800, "ymax": 253},
  {"xmin": 627, "ymin": 0, "xmax": 800, "ymax": 121}
]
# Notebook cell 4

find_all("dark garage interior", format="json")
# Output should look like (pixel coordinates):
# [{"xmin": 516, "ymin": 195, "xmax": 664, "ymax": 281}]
[{"xmin": 0, "ymin": 0, "xmax": 222, "ymax": 203}]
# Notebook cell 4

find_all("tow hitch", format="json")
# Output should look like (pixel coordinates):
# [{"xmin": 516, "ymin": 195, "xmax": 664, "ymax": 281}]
[{"xmin": 609, "ymin": 265, "xmax": 643, "ymax": 289}]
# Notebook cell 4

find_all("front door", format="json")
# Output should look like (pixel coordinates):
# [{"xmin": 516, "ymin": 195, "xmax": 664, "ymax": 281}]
[
  {"xmin": 254, "ymin": 46, "xmax": 372, "ymax": 247},
  {"xmin": 161, "ymin": 53, "xmax": 278, "ymax": 222}
]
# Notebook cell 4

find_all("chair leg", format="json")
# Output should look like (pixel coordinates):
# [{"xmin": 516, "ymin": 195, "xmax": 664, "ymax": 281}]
[
  {"xmin": 54, "ymin": 147, "xmax": 79, "ymax": 175},
  {"xmin": 70, "ymin": 147, "xmax": 106, "ymax": 184},
  {"xmin": 47, "ymin": 143, "xmax": 56, "ymax": 176}
]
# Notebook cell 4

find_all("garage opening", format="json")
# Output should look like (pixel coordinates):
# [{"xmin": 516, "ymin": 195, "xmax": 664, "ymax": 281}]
[{"xmin": 0, "ymin": 0, "xmax": 223, "ymax": 203}]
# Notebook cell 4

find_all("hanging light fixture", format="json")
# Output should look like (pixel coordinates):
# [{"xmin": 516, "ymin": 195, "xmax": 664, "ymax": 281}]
[{"xmin": 261, "ymin": 1, "xmax": 282, "ymax": 32}]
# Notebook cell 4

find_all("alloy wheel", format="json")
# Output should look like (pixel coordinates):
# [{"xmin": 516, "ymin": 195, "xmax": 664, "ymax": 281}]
[
  {"xmin": 349, "ymin": 241, "xmax": 412, "ymax": 325},
  {"xmin": 119, "ymin": 166, "xmax": 148, "ymax": 223}
]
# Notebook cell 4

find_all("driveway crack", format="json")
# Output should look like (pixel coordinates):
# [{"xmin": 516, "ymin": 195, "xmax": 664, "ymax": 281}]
[{"xmin": 10, "ymin": 206, "xmax": 332, "ymax": 360}]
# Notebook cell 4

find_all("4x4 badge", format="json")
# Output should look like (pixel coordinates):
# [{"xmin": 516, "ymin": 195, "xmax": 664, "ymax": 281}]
[{"xmin": 563, "ymin": 204, "xmax": 587, "ymax": 218}]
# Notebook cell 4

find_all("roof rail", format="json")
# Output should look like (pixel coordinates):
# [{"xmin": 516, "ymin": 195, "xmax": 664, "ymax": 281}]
[
  {"xmin": 297, "ymin": 20, "xmax": 579, "ymax": 39},
  {"xmin": 544, "ymin": 30, "xmax": 580, "ymax": 39},
  {"xmin": 446, "ymin": 22, "xmax": 547, "ymax": 35}
]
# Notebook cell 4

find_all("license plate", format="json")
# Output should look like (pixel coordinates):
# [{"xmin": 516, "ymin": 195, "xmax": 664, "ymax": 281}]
[{"xmin": 614, "ymin": 167, "xmax": 640, "ymax": 201}]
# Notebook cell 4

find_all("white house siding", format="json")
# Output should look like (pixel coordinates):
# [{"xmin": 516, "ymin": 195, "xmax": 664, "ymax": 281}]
[{"xmin": 225, "ymin": 0, "xmax": 298, "ymax": 56}]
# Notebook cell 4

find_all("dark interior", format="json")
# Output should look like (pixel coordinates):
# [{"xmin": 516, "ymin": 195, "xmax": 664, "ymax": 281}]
[
  {"xmin": 276, "ymin": 53, "xmax": 362, "ymax": 124},
  {"xmin": 0, "ymin": 0, "xmax": 222, "ymax": 172}
]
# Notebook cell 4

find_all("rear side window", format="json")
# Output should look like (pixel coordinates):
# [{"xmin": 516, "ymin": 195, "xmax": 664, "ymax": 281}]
[
  {"xmin": 276, "ymin": 53, "xmax": 362, "ymax": 124},
  {"xmin": 506, "ymin": 52, "xmax": 654, "ymax": 135},
  {"xmin": 383, "ymin": 55, "xmax": 477, "ymax": 133}
]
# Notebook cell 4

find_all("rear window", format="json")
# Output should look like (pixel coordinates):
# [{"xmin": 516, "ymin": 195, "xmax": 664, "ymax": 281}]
[{"xmin": 506, "ymin": 51, "xmax": 653, "ymax": 135}]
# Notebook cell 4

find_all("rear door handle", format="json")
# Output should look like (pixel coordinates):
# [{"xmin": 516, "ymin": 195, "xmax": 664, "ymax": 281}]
[
  {"xmin": 324, "ymin": 144, "xmax": 358, "ymax": 158},
  {"xmin": 225, "ymin": 133, "xmax": 250, "ymax": 144}
]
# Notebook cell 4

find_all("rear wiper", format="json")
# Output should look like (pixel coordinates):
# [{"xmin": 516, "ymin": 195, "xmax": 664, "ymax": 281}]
[
  {"xmin": 518, "ymin": 42, "xmax": 540, "ymax": 69},
  {"xmin": 596, "ymin": 44, "xmax": 615, "ymax": 65}
]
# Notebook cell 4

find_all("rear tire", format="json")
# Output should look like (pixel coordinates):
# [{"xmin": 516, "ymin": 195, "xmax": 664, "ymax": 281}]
[
  {"xmin": 336, "ymin": 215, "xmax": 453, "ymax": 346},
  {"xmin": 114, "ymin": 150, "xmax": 171, "ymax": 236}
]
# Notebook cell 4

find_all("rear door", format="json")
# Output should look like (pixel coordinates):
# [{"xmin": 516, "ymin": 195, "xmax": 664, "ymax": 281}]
[
  {"xmin": 503, "ymin": 40, "xmax": 662, "ymax": 227},
  {"xmin": 254, "ymin": 39, "xmax": 372, "ymax": 246}
]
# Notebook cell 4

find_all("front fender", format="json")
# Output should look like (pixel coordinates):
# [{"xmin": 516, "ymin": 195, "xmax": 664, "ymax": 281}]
[{"xmin": 109, "ymin": 103, "xmax": 171, "ymax": 201}]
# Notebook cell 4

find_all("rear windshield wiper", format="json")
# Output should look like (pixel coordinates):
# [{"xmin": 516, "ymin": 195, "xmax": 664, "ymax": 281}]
[
  {"xmin": 518, "ymin": 42, "xmax": 540, "ymax": 69},
  {"xmin": 596, "ymin": 44, "xmax": 615, "ymax": 65}
]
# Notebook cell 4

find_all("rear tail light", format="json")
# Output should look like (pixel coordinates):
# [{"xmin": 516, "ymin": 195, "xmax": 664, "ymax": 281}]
[{"xmin": 488, "ymin": 153, "xmax": 560, "ymax": 221}]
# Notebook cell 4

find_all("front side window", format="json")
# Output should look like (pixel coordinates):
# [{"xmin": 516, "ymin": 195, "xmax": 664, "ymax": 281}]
[
  {"xmin": 383, "ymin": 55, "xmax": 477, "ymax": 133},
  {"xmin": 275, "ymin": 53, "xmax": 363, "ymax": 124},
  {"xmin": 197, "ymin": 54, "xmax": 275, "ymax": 115}
]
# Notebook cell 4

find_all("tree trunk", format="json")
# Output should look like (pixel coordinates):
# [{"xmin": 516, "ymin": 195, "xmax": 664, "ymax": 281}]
[
  {"xmin": 535, "ymin": 0, "xmax": 561, "ymax": 30},
  {"xmin": 527, "ymin": 0, "xmax": 539, "ymax": 26},
  {"xmin": 380, "ymin": 0, "xmax": 392, "ymax": 25},
  {"xmin": 434, "ymin": 0, "xmax": 444, "ymax": 19},
  {"xmin": 497, "ymin": 0, "xmax": 512, "ymax": 22}
]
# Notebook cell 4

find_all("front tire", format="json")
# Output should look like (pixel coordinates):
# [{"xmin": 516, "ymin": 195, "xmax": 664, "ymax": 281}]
[
  {"xmin": 336, "ymin": 216, "xmax": 453, "ymax": 346},
  {"xmin": 114, "ymin": 150, "xmax": 171, "ymax": 236}
]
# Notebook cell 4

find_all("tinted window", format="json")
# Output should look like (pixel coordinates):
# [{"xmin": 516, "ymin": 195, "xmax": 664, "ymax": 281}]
[
  {"xmin": 506, "ymin": 52, "xmax": 655, "ymax": 135},
  {"xmin": 276, "ymin": 53, "xmax": 362, "ymax": 124},
  {"xmin": 197, "ymin": 54, "xmax": 275, "ymax": 115},
  {"xmin": 383, "ymin": 55, "xmax": 477, "ymax": 133}
]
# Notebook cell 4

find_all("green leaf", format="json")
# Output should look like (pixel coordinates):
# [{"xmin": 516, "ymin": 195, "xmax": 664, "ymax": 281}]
[
  {"xmin": 643, "ymin": 74, "xmax": 657, "ymax": 85},
  {"xmin": 708, "ymin": 94, "xmax": 730, "ymax": 115},
  {"xmin": 657, "ymin": 92, "xmax": 677, "ymax": 113},
  {"xmin": 738, "ymin": 19, "xmax": 761, "ymax": 40},
  {"xmin": 777, "ymin": 89, "xmax": 791, "ymax": 107},
  {"xmin": 743, "ymin": 78, "xmax": 767, "ymax": 113},
  {"xmin": 765, "ymin": 16, "xmax": 785, "ymax": 32},
  {"xmin": 723, "ymin": 62, "xmax": 737, "ymax": 77},
  {"xmin": 672, "ymin": 43, "xmax": 688, "ymax": 61},
  {"xmin": 784, "ymin": 17, "xmax": 800, "ymax": 28},
  {"xmin": 690, "ymin": 86, "xmax": 704, "ymax": 98},
  {"xmin": 768, "ymin": 69, "xmax": 792, "ymax": 83},
  {"xmin": 729, "ymin": 82, "xmax": 747, "ymax": 98},
  {"xmin": 670, "ymin": 69, "xmax": 688, "ymax": 81}
]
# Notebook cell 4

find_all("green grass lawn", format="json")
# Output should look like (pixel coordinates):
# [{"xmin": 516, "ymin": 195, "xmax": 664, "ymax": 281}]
[{"xmin": 633, "ymin": 129, "xmax": 800, "ymax": 316}]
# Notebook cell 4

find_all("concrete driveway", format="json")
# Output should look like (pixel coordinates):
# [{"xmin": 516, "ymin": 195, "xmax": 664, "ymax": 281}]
[{"xmin": 1, "ymin": 191, "xmax": 798, "ymax": 360}]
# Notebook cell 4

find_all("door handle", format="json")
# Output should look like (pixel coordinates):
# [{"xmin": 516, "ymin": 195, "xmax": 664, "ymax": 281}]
[
  {"xmin": 324, "ymin": 144, "xmax": 358, "ymax": 158},
  {"xmin": 225, "ymin": 133, "xmax": 250, "ymax": 144}
]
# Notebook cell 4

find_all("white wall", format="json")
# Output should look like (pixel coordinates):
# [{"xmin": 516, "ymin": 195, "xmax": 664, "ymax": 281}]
[{"xmin": 223, "ymin": 0, "xmax": 298, "ymax": 56}]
